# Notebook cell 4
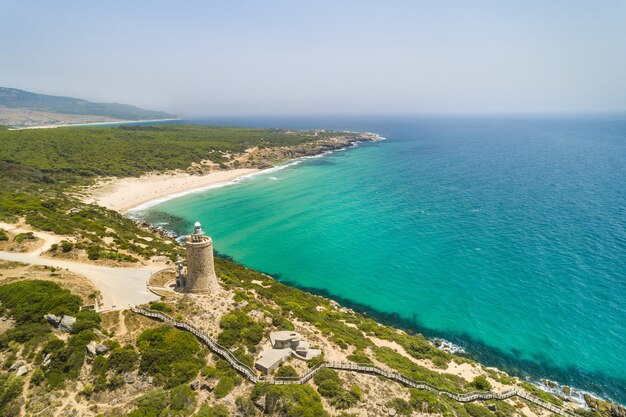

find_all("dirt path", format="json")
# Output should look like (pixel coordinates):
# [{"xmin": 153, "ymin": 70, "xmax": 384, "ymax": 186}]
[{"xmin": 0, "ymin": 223, "xmax": 162, "ymax": 310}]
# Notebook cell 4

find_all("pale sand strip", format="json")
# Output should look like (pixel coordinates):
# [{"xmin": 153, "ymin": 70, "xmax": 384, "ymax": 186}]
[
  {"xmin": 85, "ymin": 168, "xmax": 259, "ymax": 213},
  {"xmin": 7, "ymin": 117, "xmax": 180, "ymax": 130}
]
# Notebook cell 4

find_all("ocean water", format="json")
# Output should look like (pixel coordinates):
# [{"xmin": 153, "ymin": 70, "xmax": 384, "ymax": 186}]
[{"xmin": 132, "ymin": 115, "xmax": 626, "ymax": 404}]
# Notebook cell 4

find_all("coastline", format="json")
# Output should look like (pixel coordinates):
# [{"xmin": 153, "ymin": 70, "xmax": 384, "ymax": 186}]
[
  {"xmin": 84, "ymin": 168, "xmax": 260, "ymax": 213},
  {"xmin": 85, "ymin": 132, "xmax": 383, "ymax": 213},
  {"xmin": 7, "ymin": 117, "xmax": 181, "ymax": 130},
  {"xmin": 80, "ymin": 133, "xmax": 623, "ymax": 408}
]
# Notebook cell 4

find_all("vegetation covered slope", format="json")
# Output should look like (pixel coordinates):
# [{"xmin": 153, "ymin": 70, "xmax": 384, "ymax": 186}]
[{"xmin": 0, "ymin": 87, "xmax": 174, "ymax": 120}]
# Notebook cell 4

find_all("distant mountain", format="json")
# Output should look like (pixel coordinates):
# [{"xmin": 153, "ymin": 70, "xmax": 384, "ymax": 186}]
[{"xmin": 0, "ymin": 87, "xmax": 175, "ymax": 121}]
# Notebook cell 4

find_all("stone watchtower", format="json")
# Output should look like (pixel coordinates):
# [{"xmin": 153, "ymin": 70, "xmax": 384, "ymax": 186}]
[{"xmin": 184, "ymin": 222, "xmax": 220, "ymax": 293}]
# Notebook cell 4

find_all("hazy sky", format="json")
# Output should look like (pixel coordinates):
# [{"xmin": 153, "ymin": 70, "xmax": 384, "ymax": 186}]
[{"xmin": 1, "ymin": 1, "xmax": 626, "ymax": 115}]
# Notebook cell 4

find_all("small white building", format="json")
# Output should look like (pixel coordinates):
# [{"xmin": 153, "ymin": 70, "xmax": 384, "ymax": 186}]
[{"xmin": 254, "ymin": 330, "xmax": 322, "ymax": 374}]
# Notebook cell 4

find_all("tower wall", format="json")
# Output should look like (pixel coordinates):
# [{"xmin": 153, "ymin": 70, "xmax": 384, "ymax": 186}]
[{"xmin": 185, "ymin": 236, "xmax": 219, "ymax": 293}]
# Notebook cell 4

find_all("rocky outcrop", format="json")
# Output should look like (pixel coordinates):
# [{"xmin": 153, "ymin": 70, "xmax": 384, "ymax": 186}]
[
  {"xmin": 9, "ymin": 360, "xmax": 25, "ymax": 371},
  {"xmin": 16, "ymin": 365, "xmax": 29, "ymax": 377},
  {"xmin": 44, "ymin": 314, "xmax": 62, "ymax": 326},
  {"xmin": 45, "ymin": 314, "xmax": 77, "ymax": 333},
  {"xmin": 58, "ymin": 315, "xmax": 76, "ymax": 333},
  {"xmin": 86, "ymin": 341, "xmax": 109, "ymax": 356},
  {"xmin": 584, "ymin": 394, "xmax": 626, "ymax": 417}
]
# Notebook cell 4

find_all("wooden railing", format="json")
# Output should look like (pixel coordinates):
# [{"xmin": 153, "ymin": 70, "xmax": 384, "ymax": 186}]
[{"xmin": 132, "ymin": 307, "xmax": 575, "ymax": 417}]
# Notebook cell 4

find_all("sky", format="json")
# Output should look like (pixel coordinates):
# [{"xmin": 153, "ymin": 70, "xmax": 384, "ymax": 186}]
[{"xmin": 1, "ymin": 0, "xmax": 626, "ymax": 116}]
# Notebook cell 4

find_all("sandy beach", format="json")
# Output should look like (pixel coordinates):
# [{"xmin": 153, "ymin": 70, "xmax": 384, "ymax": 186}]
[
  {"xmin": 7, "ymin": 117, "xmax": 180, "ymax": 130},
  {"xmin": 84, "ymin": 169, "xmax": 259, "ymax": 213}
]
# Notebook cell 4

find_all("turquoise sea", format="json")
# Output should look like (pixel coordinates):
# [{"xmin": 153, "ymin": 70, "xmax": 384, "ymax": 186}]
[{"xmin": 132, "ymin": 116, "xmax": 626, "ymax": 404}]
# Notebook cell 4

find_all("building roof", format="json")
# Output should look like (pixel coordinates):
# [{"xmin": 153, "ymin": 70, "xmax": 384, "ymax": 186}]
[{"xmin": 255, "ymin": 348, "xmax": 291, "ymax": 371}]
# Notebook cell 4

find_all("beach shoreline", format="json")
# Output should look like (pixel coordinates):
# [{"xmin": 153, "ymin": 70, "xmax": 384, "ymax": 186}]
[
  {"xmin": 7, "ymin": 117, "xmax": 181, "ymax": 130},
  {"xmin": 84, "ymin": 168, "xmax": 260, "ymax": 213},
  {"xmin": 85, "ymin": 132, "xmax": 383, "ymax": 213}
]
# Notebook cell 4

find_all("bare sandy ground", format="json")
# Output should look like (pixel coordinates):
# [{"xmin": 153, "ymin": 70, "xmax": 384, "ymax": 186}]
[
  {"xmin": 84, "ymin": 168, "xmax": 259, "ymax": 212},
  {"xmin": 0, "ymin": 222, "xmax": 161, "ymax": 310}
]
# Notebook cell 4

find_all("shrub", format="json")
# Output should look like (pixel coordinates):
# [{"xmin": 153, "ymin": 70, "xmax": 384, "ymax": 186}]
[
  {"xmin": 0, "ymin": 374, "xmax": 24, "ymax": 413},
  {"xmin": 30, "ymin": 368, "xmax": 45, "ymax": 386},
  {"xmin": 387, "ymin": 398, "xmax": 413, "ymax": 416},
  {"xmin": 465, "ymin": 403, "xmax": 494, "ymax": 417},
  {"xmin": 91, "ymin": 356, "xmax": 109, "ymax": 376},
  {"xmin": 313, "ymin": 368, "xmax": 342, "ymax": 398},
  {"xmin": 409, "ymin": 388, "xmax": 443, "ymax": 413},
  {"xmin": 346, "ymin": 349, "xmax": 373, "ymax": 364},
  {"xmin": 275, "ymin": 365, "xmax": 298, "ymax": 378},
  {"xmin": 87, "ymin": 245, "xmax": 101, "ymax": 260},
  {"xmin": 12, "ymin": 232, "xmax": 35, "ymax": 243},
  {"xmin": 0, "ymin": 229, "xmax": 8, "ymax": 241},
  {"xmin": 251, "ymin": 383, "xmax": 328, "ymax": 417},
  {"xmin": 148, "ymin": 302, "xmax": 172, "ymax": 313},
  {"xmin": 169, "ymin": 384, "xmax": 195, "ymax": 411},
  {"xmin": 235, "ymin": 396, "xmax": 257, "ymax": 416},
  {"xmin": 313, "ymin": 368, "xmax": 360, "ymax": 409},
  {"xmin": 214, "ymin": 376, "xmax": 235, "ymax": 399},
  {"xmin": 129, "ymin": 389, "xmax": 169, "ymax": 417},
  {"xmin": 196, "ymin": 404, "xmax": 230, "ymax": 417},
  {"xmin": 72, "ymin": 310, "xmax": 101, "ymax": 333},
  {"xmin": 0, "ymin": 280, "xmax": 81, "ymax": 326},
  {"xmin": 60, "ymin": 240, "xmax": 74, "ymax": 252},
  {"xmin": 137, "ymin": 327, "xmax": 204, "ymax": 388},
  {"xmin": 108, "ymin": 346, "xmax": 138, "ymax": 374},
  {"xmin": 469, "ymin": 375, "xmax": 492, "ymax": 391}
]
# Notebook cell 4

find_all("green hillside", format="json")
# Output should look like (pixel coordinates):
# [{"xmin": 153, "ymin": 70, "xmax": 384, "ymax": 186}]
[{"xmin": 0, "ymin": 87, "xmax": 175, "ymax": 120}]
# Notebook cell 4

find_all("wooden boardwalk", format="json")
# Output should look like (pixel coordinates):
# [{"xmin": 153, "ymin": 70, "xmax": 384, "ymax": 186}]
[{"xmin": 132, "ymin": 307, "xmax": 575, "ymax": 417}]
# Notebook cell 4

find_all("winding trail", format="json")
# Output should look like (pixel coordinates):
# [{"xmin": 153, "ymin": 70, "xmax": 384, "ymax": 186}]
[
  {"xmin": 0, "ymin": 223, "xmax": 161, "ymax": 310},
  {"xmin": 133, "ymin": 308, "xmax": 576, "ymax": 417}
]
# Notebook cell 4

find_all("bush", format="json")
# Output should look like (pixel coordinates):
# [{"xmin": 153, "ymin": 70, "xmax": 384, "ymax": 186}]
[
  {"xmin": 217, "ymin": 311, "xmax": 263, "ymax": 349},
  {"xmin": 169, "ymin": 384, "xmax": 195, "ymax": 411},
  {"xmin": 346, "ymin": 349, "xmax": 373, "ymax": 364},
  {"xmin": 91, "ymin": 356, "xmax": 109, "ymax": 375},
  {"xmin": 235, "ymin": 396, "xmax": 258, "ymax": 416},
  {"xmin": 72, "ymin": 310, "xmax": 101, "ymax": 333},
  {"xmin": 148, "ymin": 302, "xmax": 172, "ymax": 313},
  {"xmin": 251, "ymin": 383, "xmax": 328, "ymax": 417},
  {"xmin": 196, "ymin": 404, "xmax": 230, "ymax": 417},
  {"xmin": 60, "ymin": 240, "xmax": 74, "ymax": 252},
  {"xmin": 87, "ymin": 245, "xmax": 101, "ymax": 260},
  {"xmin": 313, "ymin": 368, "xmax": 360, "ymax": 409},
  {"xmin": 387, "ymin": 398, "xmax": 413, "ymax": 416},
  {"xmin": 0, "ymin": 280, "xmax": 81, "ymax": 326},
  {"xmin": 313, "ymin": 368, "xmax": 342, "ymax": 398},
  {"xmin": 30, "ymin": 368, "xmax": 45, "ymax": 386},
  {"xmin": 0, "ymin": 374, "xmax": 24, "ymax": 413},
  {"xmin": 469, "ymin": 375, "xmax": 492, "ymax": 391},
  {"xmin": 137, "ymin": 327, "xmax": 204, "ymax": 388},
  {"xmin": 129, "ymin": 389, "xmax": 169, "ymax": 417},
  {"xmin": 12, "ymin": 232, "xmax": 35, "ymax": 243},
  {"xmin": 0, "ymin": 229, "xmax": 8, "ymax": 241},
  {"xmin": 465, "ymin": 403, "xmax": 494, "ymax": 417},
  {"xmin": 214, "ymin": 376, "xmax": 235, "ymax": 399},
  {"xmin": 108, "ymin": 346, "xmax": 138, "ymax": 374},
  {"xmin": 275, "ymin": 365, "xmax": 298, "ymax": 378},
  {"xmin": 409, "ymin": 388, "xmax": 442, "ymax": 413}
]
